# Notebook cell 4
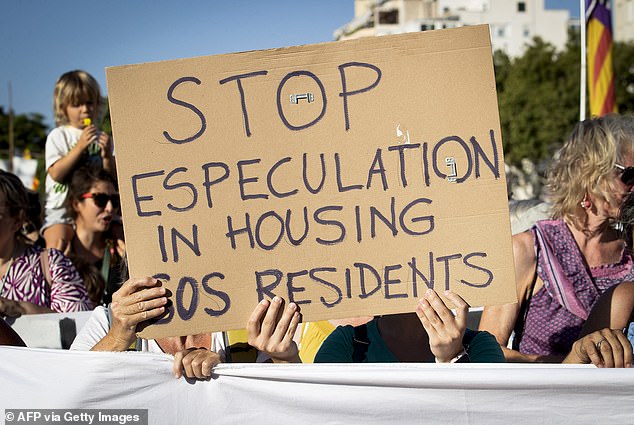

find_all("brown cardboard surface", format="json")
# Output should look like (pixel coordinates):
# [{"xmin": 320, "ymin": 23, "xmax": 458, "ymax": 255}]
[{"xmin": 106, "ymin": 25, "xmax": 517, "ymax": 339}]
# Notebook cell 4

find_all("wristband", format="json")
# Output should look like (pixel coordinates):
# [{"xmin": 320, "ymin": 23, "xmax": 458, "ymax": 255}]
[{"xmin": 435, "ymin": 346, "xmax": 470, "ymax": 363}]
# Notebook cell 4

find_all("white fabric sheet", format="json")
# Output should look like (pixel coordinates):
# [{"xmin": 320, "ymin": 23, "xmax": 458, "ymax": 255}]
[{"xmin": 1, "ymin": 346, "xmax": 633, "ymax": 424}]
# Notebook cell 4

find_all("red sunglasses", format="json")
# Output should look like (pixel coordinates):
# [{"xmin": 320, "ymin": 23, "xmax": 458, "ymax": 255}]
[{"xmin": 81, "ymin": 192, "xmax": 120, "ymax": 209}]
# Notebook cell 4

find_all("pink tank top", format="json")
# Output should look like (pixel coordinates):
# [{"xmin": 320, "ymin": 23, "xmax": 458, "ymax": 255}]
[{"xmin": 518, "ymin": 219, "xmax": 634, "ymax": 356}]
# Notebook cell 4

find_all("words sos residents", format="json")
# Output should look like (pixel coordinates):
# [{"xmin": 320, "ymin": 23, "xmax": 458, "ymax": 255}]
[{"xmin": 106, "ymin": 25, "xmax": 517, "ymax": 338}]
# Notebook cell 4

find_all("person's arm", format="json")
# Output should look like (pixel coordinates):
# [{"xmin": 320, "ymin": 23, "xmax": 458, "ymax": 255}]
[
  {"xmin": 91, "ymin": 277, "xmax": 167, "ymax": 352},
  {"xmin": 246, "ymin": 296, "xmax": 302, "ymax": 363},
  {"xmin": 0, "ymin": 317, "xmax": 26, "ymax": 347},
  {"xmin": 563, "ymin": 328, "xmax": 632, "ymax": 368},
  {"xmin": 580, "ymin": 281, "xmax": 634, "ymax": 336},
  {"xmin": 98, "ymin": 131, "xmax": 117, "ymax": 179},
  {"xmin": 47, "ymin": 126, "xmax": 98, "ymax": 183},
  {"xmin": 313, "ymin": 325, "xmax": 356, "ymax": 363},
  {"xmin": 0, "ymin": 297, "xmax": 53, "ymax": 317},
  {"xmin": 479, "ymin": 231, "xmax": 545, "ymax": 362}
]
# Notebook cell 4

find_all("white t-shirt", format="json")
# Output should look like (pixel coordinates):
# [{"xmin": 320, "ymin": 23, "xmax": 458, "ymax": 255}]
[
  {"xmin": 44, "ymin": 125, "xmax": 103, "ymax": 228},
  {"xmin": 70, "ymin": 306, "xmax": 227, "ymax": 356}
]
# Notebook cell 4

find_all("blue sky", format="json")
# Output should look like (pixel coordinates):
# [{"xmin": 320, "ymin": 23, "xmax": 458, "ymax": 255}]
[{"xmin": 0, "ymin": 0, "xmax": 578, "ymax": 129}]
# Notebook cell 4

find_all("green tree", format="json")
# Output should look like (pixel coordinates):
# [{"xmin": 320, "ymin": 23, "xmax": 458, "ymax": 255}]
[
  {"xmin": 0, "ymin": 107, "xmax": 49, "ymax": 156},
  {"xmin": 496, "ymin": 36, "xmax": 580, "ymax": 167},
  {"xmin": 614, "ymin": 41, "xmax": 634, "ymax": 114}
]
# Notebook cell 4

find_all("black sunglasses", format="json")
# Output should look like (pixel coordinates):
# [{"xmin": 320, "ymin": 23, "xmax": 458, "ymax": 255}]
[
  {"xmin": 615, "ymin": 164, "xmax": 634, "ymax": 186},
  {"xmin": 81, "ymin": 192, "xmax": 120, "ymax": 209}
]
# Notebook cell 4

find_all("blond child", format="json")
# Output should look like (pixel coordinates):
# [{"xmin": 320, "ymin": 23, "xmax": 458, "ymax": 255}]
[{"xmin": 43, "ymin": 70, "xmax": 116, "ymax": 252}]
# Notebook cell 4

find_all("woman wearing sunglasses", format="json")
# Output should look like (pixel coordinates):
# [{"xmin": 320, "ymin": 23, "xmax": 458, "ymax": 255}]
[
  {"xmin": 480, "ymin": 114, "xmax": 634, "ymax": 363},
  {"xmin": 0, "ymin": 170, "xmax": 92, "ymax": 317},
  {"xmin": 64, "ymin": 166, "xmax": 125, "ymax": 306}
]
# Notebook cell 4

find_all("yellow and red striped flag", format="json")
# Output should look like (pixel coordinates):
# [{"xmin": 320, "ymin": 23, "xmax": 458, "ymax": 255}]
[{"xmin": 586, "ymin": 0, "xmax": 617, "ymax": 116}]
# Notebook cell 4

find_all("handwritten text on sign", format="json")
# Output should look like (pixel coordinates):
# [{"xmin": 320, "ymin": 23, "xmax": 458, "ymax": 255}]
[{"xmin": 106, "ymin": 26, "xmax": 516, "ymax": 338}]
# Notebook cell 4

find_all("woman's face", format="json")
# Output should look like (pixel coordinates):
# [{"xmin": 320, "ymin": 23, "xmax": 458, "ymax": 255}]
[
  {"xmin": 0, "ymin": 194, "xmax": 21, "ymax": 253},
  {"xmin": 74, "ymin": 181, "xmax": 118, "ymax": 234},
  {"xmin": 602, "ymin": 153, "xmax": 634, "ymax": 219}
]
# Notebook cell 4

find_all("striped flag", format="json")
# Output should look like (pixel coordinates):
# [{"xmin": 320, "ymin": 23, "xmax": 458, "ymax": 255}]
[{"xmin": 586, "ymin": 0, "xmax": 617, "ymax": 116}]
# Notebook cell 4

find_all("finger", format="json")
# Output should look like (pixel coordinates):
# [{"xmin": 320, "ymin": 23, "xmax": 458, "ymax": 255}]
[
  {"xmin": 443, "ymin": 291, "xmax": 469, "ymax": 330},
  {"xmin": 120, "ymin": 286, "xmax": 166, "ymax": 307},
  {"xmin": 260, "ymin": 296, "xmax": 283, "ymax": 337},
  {"xmin": 188, "ymin": 351, "xmax": 206, "ymax": 379},
  {"xmin": 123, "ymin": 296, "xmax": 167, "ymax": 316},
  {"xmin": 279, "ymin": 309, "xmax": 301, "ymax": 348},
  {"xmin": 423, "ymin": 289, "xmax": 456, "ymax": 326},
  {"xmin": 419, "ymin": 294, "xmax": 443, "ymax": 332},
  {"xmin": 583, "ymin": 337, "xmax": 604, "ymax": 367},
  {"xmin": 615, "ymin": 331, "xmax": 633, "ymax": 368},
  {"xmin": 114, "ymin": 239, "xmax": 126, "ymax": 257},
  {"xmin": 173, "ymin": 350, "xmax": 185, "ymax": 378},
  {"xmin": 247, "ymin": 299, "xmax": 270, "ymax": 342},
  {"xmin": 416, "ymin": 300, "xmax": 439, "ymax": 338},
  {"xmin": 200, "ymin": 352, "xmax": 220, "ymax": 377},
  {"xmin": 116, "ymin": 277, "xmax": 162, "ymax": 298},
  {"xmin": 271, "ymin": 302, "xmax": 298, "ymax": 342},
  {"xmin": 181, "ymin": 350, "xmax": 196, "ymax": 379},
  {"xmin": 599, "ymin": 330, "xmax": 623, "ymax": 368},
  {"xmin": 126, "ymin": 305, "xmax": 166, "ymax": 326}
]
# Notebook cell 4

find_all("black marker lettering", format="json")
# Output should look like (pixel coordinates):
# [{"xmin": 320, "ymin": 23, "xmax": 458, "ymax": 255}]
[
  {"xmin": 202, "ymin": 272, "xmax": 231, "ymax": 317},
  {"xmin": 132, "ymin": 170, "xmax": 164, "ymax": 217},
  {"xmin": 310, "ymin": 267, "xmax": 343, "ymax": 308},
  {"xmin": 202, "ymin": 162, "xmax": 230, "ymax": 208},
  {"xmin": 163, "ymin": 77, "xmax": 206, "ymax": 145},
  {"xmin": 276, "ymin": 71, "xmax": 327, "ymax": 131},
  {"xmin": 255, "ymin": 269, "xmax": 283, "ymax": 302},
  {"xmin": 219, "ymin": 71, "xmax": 268, "ymax": 137},
  {"xmin": 338, "ymin": 62, "xmax": 382, "ymax": 131},
  {"xmin": 164, "ymin": 167, "xmax": 197, "ymax": 212}
]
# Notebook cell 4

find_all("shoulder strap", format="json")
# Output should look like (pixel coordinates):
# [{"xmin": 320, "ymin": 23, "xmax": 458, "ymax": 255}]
[
  {"xmin": 352, "ymin": 324, "xmax": 370, "ymax": 362},
  {"xmin": 39, "ymin": 249, "xmax": 53, "ymax": 288}
]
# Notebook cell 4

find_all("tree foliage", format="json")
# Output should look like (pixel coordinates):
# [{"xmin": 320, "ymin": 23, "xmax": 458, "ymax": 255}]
[
  {"xmin": 614, "ymin": 41, "xmax": 634, "ymax": 113},
  {"xmin": 495, "ymin": 33, "xmax": 634, "ymax": 167},
  {"xmin": 0, "ymin": 107, "xmax": 48, "ymax": 156}
]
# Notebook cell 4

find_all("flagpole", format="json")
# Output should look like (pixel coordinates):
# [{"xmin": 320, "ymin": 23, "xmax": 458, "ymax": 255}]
[{"xmin": 580, "ymin": 0, "xmax": 587, "ymax": 121}]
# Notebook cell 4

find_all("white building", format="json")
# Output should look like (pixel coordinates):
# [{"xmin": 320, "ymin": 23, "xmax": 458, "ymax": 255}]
[
  {"xmin": 614, "ymin": 0, "xmax": 634, "ymax": 42},
  {"xmin": 334, "ymin": 0, "xmax": 574, "ymax": 58}
]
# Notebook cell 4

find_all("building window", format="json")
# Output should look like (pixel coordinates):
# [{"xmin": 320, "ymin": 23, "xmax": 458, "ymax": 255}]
[
  {"xmin": 523, "ymin": 25, "xmax": 530, "ymax": 37},
  {"xmin": 421, "ymin": 24, "xmax": 432, "ymax": 31},
  {"xmin": 378, "ymin": 9, "xmax": 399, "ymax": 24},
  {"xmin": 518, "ymin": 2, "xmax": 526, "ymax": 12}
]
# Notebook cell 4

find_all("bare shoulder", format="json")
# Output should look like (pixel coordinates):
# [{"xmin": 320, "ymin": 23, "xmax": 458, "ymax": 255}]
[{"xmin": 512, "ymin": 231, "xmax": 535, "ymax": 259}]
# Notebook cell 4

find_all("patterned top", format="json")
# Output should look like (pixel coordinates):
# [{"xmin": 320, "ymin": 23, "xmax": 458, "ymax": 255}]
[
  {"xmin": 518, "ymin": 219, "xmax": 634, "ymax": 356},
  {"xmin": 0, "ymin": 245, "xmax": 93, "ymax": 312}
]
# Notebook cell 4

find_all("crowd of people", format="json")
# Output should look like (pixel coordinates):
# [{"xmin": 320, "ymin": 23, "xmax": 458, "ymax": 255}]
[{"xmin": 0, "ymin": 70, "xmax": 633, "ymax": 380}]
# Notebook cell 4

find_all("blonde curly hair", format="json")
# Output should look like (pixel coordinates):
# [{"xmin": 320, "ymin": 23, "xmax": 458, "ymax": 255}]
[
  {"xmin": 548, "ymin": 114, "xmax": 634, "ymax": 229},
  {"xmin": 53, "ymin": 70, "xmax": 103, "ymax": 127}
]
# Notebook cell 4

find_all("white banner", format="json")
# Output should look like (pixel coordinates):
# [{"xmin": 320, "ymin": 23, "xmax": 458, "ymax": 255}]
[{"xmin": 1, "ymin": 346, "xmax": 633, "ymax": 424}]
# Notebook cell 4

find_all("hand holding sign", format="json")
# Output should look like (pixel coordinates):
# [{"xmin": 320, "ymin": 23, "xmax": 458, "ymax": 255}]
[
  {"xmin": 92, "ymin": 277, "xmax": 167, "ymax": 352},
  {"xmin": 247, "ymin": 297, "xmax": 302, "ymax": 363},
  {"xmin": 416, "ymin": 289, "xmax": 469, "ymax": 363}
]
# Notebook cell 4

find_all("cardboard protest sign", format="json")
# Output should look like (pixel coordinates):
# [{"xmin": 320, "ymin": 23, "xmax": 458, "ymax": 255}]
[{"xmin": 106, "ymin": 24, "xmax": 516, "ymax": 338}]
